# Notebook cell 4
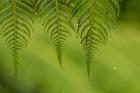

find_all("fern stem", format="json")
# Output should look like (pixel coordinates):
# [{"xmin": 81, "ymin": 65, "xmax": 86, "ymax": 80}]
[
  {"xmin": 86, "ymin": 55, "xmax": 92, "ymax": 78},
  {"xmin": 12, "ymin": 0, "xmax": 18, "ymax": 77},
  {"xmin": 55, "ymin": 0, "xmax": 63, "ymax": 67},
  {"xmin": 14, "ymin": 56, "xmax": 18, "ymax": 77}
]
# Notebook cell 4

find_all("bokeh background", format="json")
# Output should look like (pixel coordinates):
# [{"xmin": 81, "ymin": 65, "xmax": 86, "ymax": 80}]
[{"xmin": 0, "ymin": 0, "xmax": 140, "ymax": 93}]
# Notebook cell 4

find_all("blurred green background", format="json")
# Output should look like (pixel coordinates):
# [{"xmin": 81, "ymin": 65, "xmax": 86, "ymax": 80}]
[{"xmin": 0, "ymin": 0, "xmax": 140, "ymax": 93}]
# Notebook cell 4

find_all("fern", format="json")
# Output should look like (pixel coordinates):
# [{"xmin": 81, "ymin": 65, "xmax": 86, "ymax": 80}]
[
  {"xmin": 39, "ymin": 0, "xmax": 73, "ymax": 67},
  {"xmin": 0, "ymin": 0, "xmax": 33, "ymax": 76},
  {"xmin": 0, "ymin": 0, "xmax": 122, "ymax": 77},
  {"xmin": 28, "ymin": 0, "xmax": 122, "ymax": 75},
  {"xmin": 70, "ymin": 0, "xmax": 122, "ymax": 77}
]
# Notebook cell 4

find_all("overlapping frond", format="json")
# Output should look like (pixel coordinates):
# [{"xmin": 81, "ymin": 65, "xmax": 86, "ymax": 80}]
[
  {"xmin": 70, "ymin": 0, "xmax": 122, "ymax": 77},
  {"xmin": 0, "ymin": 0, "xmax": 33, "ymax": 76}
]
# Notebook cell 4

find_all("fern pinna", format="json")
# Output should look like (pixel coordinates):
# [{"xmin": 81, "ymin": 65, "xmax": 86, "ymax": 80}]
[
  {"xmin": 0, "ymin": 0, "xmax": 33, "ymax": 76},
  {"xmin": 70, "ymin": 0, "xmax": 122, "ymax": 77}
]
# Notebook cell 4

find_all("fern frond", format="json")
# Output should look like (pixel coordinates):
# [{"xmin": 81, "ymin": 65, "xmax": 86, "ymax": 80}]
[
  {"xmin": 40, "ymin": 0, "xmax": 72, "ymax": 67},
  {"xmin": 70, "ymin": 0, "xmax": 122, "ymax": 77},
  {"xmin": 0, "ymin": 0, "xmax": 33, "ymax": 76}
]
